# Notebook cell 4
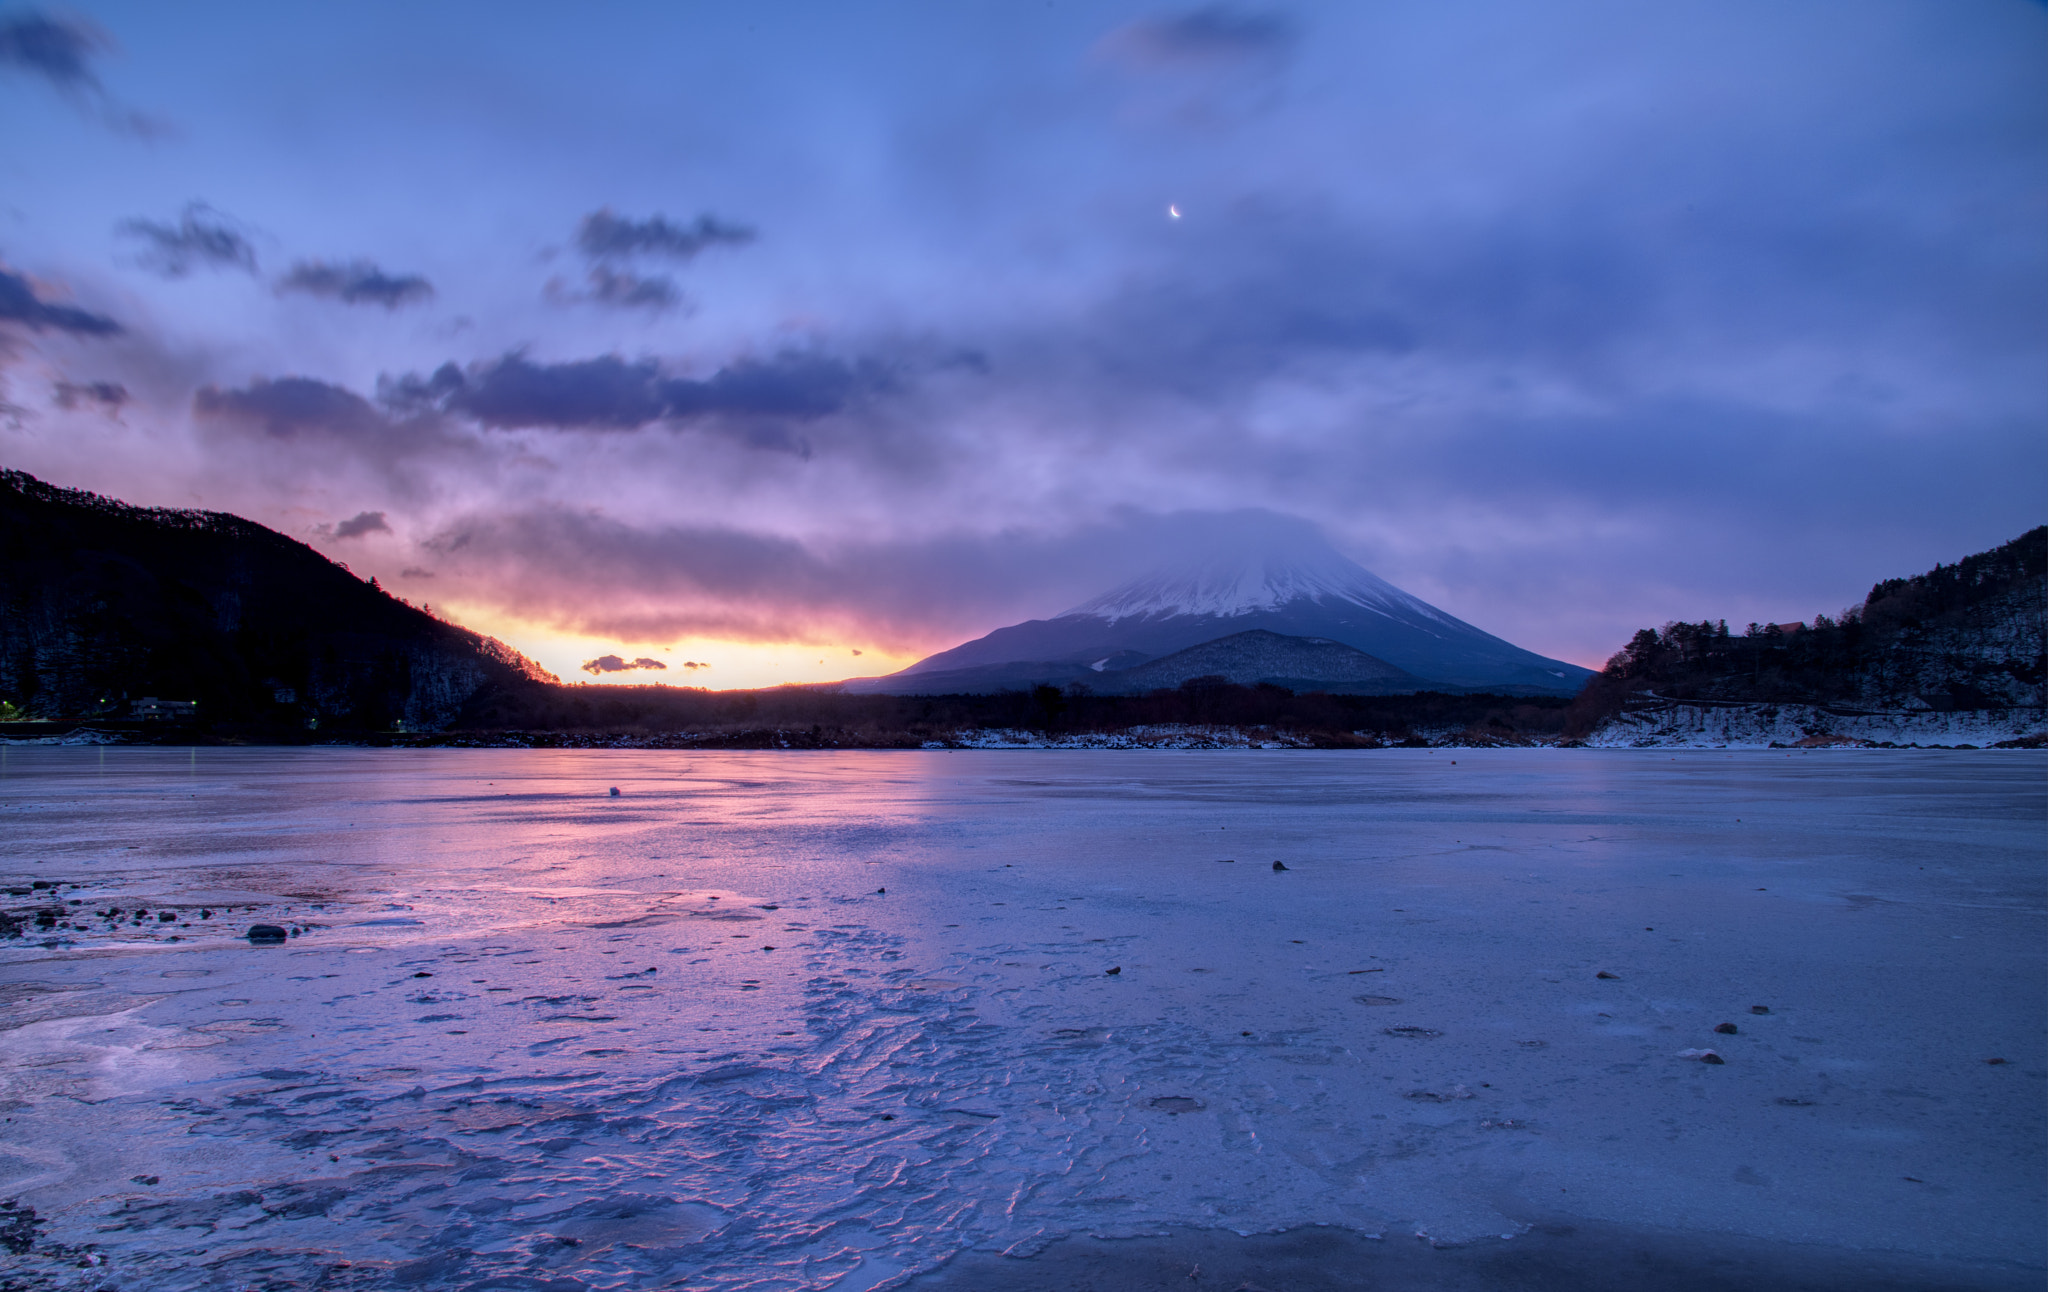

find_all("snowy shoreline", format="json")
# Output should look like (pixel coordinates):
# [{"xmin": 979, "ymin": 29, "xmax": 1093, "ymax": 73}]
[{"xmin": 5, "ymin": 703, "xmax": 2044, "ymax": 752}]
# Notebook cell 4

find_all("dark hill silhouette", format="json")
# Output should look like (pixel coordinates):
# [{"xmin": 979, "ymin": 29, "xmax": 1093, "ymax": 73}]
[
  {"xmin": 1567, "ymin": 526, "xmax": 2046, "ymax": 734},
  {"xmin": 0, "ymin": 469, "xmax": 554, "ymax": 730}
]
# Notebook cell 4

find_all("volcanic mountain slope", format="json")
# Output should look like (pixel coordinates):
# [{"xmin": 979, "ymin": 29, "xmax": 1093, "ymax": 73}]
[
  {"xmin": 848, "ymin": 527, "xmax": 1590, "ymax": 695},
  {"xmin": 1088, "ymin": 630, "xmax": 1428, "ymax": 695},
  {"xmin": 0, "ymin": 469, "xmax": 555, "ymax": 729}
]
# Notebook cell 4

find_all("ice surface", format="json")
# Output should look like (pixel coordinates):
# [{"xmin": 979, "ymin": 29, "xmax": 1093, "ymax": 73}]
[{"xmin": 0, "ymin": 747, "xmax": 2042, "ymax": 1290}]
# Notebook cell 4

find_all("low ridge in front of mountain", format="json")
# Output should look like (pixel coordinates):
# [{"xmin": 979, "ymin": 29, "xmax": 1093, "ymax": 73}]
[{"xmin": 1089, "ymin": 629, "xmax": 1428, "ymax": 695}]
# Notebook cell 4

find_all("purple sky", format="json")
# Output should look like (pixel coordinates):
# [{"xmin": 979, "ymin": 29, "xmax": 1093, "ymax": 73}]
[{"xmin": 3, "ymin": 1, "xmax": 2042, "ymax": 687}]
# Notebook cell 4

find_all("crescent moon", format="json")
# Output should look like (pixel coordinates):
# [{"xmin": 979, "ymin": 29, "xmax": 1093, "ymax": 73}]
[{"xmin": 1168, "ymin": 205, "xmax": 1182, "ymax": 219}]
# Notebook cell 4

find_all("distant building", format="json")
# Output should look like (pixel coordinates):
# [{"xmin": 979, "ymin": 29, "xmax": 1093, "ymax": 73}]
[
  {"xmin": 1772, "ymin": 622, "xmax": 1806, "ymax": 634},
  {"xmin": 131, "ymin": 697, "xmax": 198, "ymax": 721}
]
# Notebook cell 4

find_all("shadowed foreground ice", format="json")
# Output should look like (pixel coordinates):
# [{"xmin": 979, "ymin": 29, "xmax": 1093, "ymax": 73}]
[{"xmin": 0, "ymin": 748, "xmax": 2041, "ymax": 1290}]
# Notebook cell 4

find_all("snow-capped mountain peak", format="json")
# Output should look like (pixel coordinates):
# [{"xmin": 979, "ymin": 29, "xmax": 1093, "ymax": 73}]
[
  {"xmin": 1061, "ymin": 531, "xmax": 1451, "ymax": 626},
  {"xmin": 856, "ymin": 512, "xmax": 1592, "ymax": 695}
]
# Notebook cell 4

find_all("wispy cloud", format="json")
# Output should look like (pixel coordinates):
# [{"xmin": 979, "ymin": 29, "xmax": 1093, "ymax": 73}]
[
  {"xmin": 331, "ymin": 509, "xmax": 391, "ymax": 539},
  {"xmin": 193, "ymin": 376, "xmax": 388, "ymax": 437},
  {"xmin": 0, "ymin": 10, "xmax": 104, "ymax": 90},
  {"xmin": 575, "ymin": 209, "xmax": 755, "ymax": 261},
  {"xmin": 0, "ymin": 263, "xmax": 121, "ymax": 337},
  {"xmin": 580, "ymin": 654, "xmax": 667, "ymax": 675},
  {"xmin": 0, "ymin": 10, "xmax": 165, "ymax": 134},
  {"xmin": 1098, "ymin": 6, "xmax": 1295, "ymax": 69},
  {"xmin": 118, "ymin": 204, "xmax": 258, "ymax": 277},
  {"xmin": 52, "ymin": 379, "xmax": 127, "ymax": 412},
  {"xmin": 544, "ymin": 265, "xmax": 685, "ymax": 312},
  {"xmin": 278, "ymin": 259, "xmax": 434, "ymax": 308}
]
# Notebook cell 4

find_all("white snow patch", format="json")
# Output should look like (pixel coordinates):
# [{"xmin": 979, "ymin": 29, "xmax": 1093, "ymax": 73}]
[{"xmin": 1586, "ymin": 704, "xmax": 2044, "ymax": 749}]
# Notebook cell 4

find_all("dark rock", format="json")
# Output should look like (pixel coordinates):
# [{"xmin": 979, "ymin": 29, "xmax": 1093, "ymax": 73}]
[
  {"xmin": 876, "ymin": 887, "xmax": 886, "ymax": 894},
  {"xmin": 1985, "ymin": 1057, "xmax": 2008, "ymax": 1065},
  {"xmin": 246, "ymin": 924, "xmax": 289, "ymax": 944},
  {"xmin": 1149, "ymin": 1096, "xmax": 1204, "ymax": 1113},
  {"xmin": 1105, "ymin": 966, "xmax": 1121, "ymax": 975},
  {"xmin": 413, "ymin": 971, "xmax": 432, "ymax": 978},
  {"xmin": 1383, "ymin": 1026, "xmax": 1443, "ymax": 1039},
  {"xmin": 130, "ymin": 1175, "xmax": 158, "ymax": 1185},
  {"xmin": 1750, "ymin": 1005, "xmax": 1771, "ymax": 1014},
  {"xmin": 1700, "ymin": 1052, "xmax": 1726, "ymax": 1065},
  {"xmin": 1714, "ymin": 1022, "xmax": 1739, "ymax": 1035},
  {"xmin": 608, "ymin": 787, "xmax": 620, "ymax": 797},
  {"xmin": 1596, "ymin": 971, "xmax": 1619, "ymax": 980},
  {"xmin": 1271, "ymin": 861, "xmax": 1289, "ymax": 871},
  {"xmin": 0, "ymin": 1198, "xmax": 41, "ymax": 1255}
]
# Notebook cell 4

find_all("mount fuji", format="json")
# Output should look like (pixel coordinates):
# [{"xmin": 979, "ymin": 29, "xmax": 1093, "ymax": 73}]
[{"xmin": 845, "ymin": 525, "xmax": 1593, "ymax": 696}]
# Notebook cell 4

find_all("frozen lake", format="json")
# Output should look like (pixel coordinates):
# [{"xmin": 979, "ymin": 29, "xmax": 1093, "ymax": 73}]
[{"xmin": 1, "ymin": 747, "xmax": 2042, "ymax": 1290}]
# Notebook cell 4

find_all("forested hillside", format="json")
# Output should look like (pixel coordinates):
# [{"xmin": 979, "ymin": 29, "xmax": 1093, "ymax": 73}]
[
  {"xmin": 1569, "ymin": 527, "xmax": 2045, "ymax": 732},
  {"xmin": 0, "ymin": 469, "xmax": 555, "ymax": 730}
]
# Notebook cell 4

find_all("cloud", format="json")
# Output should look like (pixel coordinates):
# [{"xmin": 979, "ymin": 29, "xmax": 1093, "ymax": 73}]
[
  {"xmin": 415, "ymin": 354, "xmax": 664, "ymax": 429},
  {"xmin": 0, "ymin": 264, "xmax": 121, "ymax": 336},
  {"xmin": 582, "ymin": 267, "xmax": 682, "ymax": 310},
  {"xmin": 580, "ymin": 654, "xmax": 668, "ymax": 675},
  {"xmin": 0, "ymin": 10, "xmax": 165, "ymax": 135},
  {"xmin": 51, "ymin": 379, "xmax": 127, "ymax": 412},
  {"xmin": 414, "ymin": 505, "xmax": 1336, "ymax": 649},
  {"xmin": 332, "ymin": 509, "xmax": 391, "ymax": 539},
  {"xmin": 118, "ymin": 205, "xmax": 258, "ymax": 278},
  {"xmin": 193, "ymin": 376, "xmax": 387, "ymax": 437},
  {"xmin": 278, "ymin": 259, "xmax": 434, "ymax": 308},
  {"xmin": 0, "ymin": 10, "xmax": 104, "ymax": 91},
  {"xmin": 379, "ymin": 350, "xmax": 888, "ymax": 440},
  {"xmin": 1098, "ymin": 6, "xmax": 1296, "ymax": 68},
  {"xmin": 575, "ymin": 208, "xmax": 756, "ymax": 261},
  {"xmin": 543, "ymin": 266, "xmax": 684, "ymax": 311}
]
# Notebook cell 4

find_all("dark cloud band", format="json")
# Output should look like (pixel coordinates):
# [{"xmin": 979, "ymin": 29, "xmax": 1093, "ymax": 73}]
[{"xmin": 381, "ymin": 351, "xmax": 887, "ymax": 433}]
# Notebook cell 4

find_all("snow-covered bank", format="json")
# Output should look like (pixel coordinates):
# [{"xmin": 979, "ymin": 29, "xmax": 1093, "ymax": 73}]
[
  {"xmin": 1584, "ymin": 702, "xmax": 2047, "ymax": 749},
  {"xmin": 11, "ymin": 711, "xmax": 2043, "ymax": 752}
]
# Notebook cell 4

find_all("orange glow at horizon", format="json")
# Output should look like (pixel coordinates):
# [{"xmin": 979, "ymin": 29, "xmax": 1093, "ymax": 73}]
[{"xmin": 435, "ymin": 603, "xmax": 924, "ymax": 691}]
